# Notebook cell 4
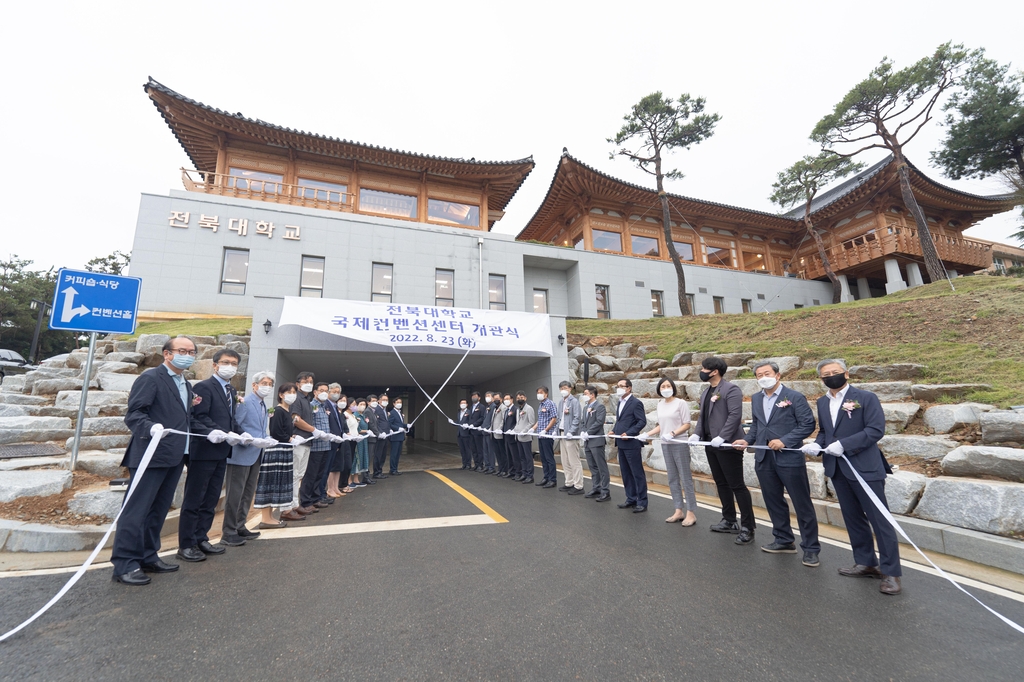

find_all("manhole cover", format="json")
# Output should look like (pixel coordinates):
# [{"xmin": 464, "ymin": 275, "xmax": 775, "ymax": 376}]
[{"xmin": 0, "ymin": 443, "xmax": 66, "ymax": 460}]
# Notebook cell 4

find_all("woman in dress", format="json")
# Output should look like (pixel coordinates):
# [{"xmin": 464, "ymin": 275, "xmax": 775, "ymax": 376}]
[
  {"xmin": 340, "ymin": 398, "xmax": 360, "ymax": 492},
  {"xmin": 326, "ymin": 394, "xmax": 354, "ymax": 498},
  {"xmin": 254, "ymin": 382, "xmax": 306, "ymax": 528},
  {"xmin": 350, "ymin": 398, "xmax": 371, "ymax": 487},
  {"xmin": 641, "ymin": 376, "xmax": 697, "ymax": 526}
]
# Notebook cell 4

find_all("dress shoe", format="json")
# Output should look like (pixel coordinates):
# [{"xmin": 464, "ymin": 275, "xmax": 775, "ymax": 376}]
[
  {"xmin": 364, "ymin": 477, "xmax": 376, "ymax": 485},
  {"xmin": 176, "ymin": 547, "xmax": 206, "ymax": 562},
  {"xmin": 391, "ymin": 471, "xmax": 403, "ymax": 476},
  {"xmin": 735, "ymin": 528, "xmax": 755, "ymax": 545},
  {"xmin": 617, "ymin": 501, "xmax": 637, "ymax": 509},
  {"xmin": 238, "ymin": 528, "xmax": 262, "ymax": 539},
  {"xmin": 802, "ymin": 552, "xmax": 820, "ymax": 568},
  {"xmin": 298, "ymin": 506, "xmax": 318, "ymax": 514},
  {"xmin": 761, "ymin": 541, "xmax": 798, "ymax": 554},
  {"xmin": 324, "ymin": 497, "xmax": 335, "ymax": 504},
  {"xmin": 558, "ymin": 484, "xmax": 573, "ymax": 491},
  {"xmin": 259, "ymin": 520, "xmax": 287, "ymax": 529},
  {"xmin": 535, "ymin": 479, "xmax": 548, "ymax": 486},
  {"xmin": 199, "ymin": 540, "xmax": 226, "ymax": 555},
  {"xmin": 460, "ymin": 465, "xmax": 469, "ymax": 470},
  {"xmin": 584, "ymin": 490, "xmax": 600, "ymax": 498},
  {"xmin": 632, "ymin": 505, "xmax": 647, "ymax": 513},
  {"xmin": 567, "ymin": 487, "xmax": 585, "ymax": 495},
  {"xmin": 838, "ymin": 564, "xmax": 882, "ymax": 578},
  {"xmin": 314, "ymin": 501, "xmax": 329, "ymax": 508},
  {"xmin": 542, "ymin": 480, "xmax": 556, "ymax": 488},
  {"xmin": 521, "ymin": 477, "xmax": 534, "ymax": 484},
  {"xmin": 595, "ymin": 493, "xmax": 611, "ymax": 502},
  {"xmin": 710, "ymin": 519, "xmax": 741, "ymax": 534},
  {"xmin": 879, "ymin": 575, "xmax": 902, "ymax": 595},
  {"xmin": 374, "ymin": 473, "xmax": 388, "ymax": 480},
  {"xmin": 140, "ymin": 559, "xmax": 179, "ymax": 573},
  {"xmin": 113, "ymin": 569, "xmax": 151, "ymax": 586},
  {"xmin": 220, "ymin": 534, "xmax": 246, "ymax": 547},
  {"xmin": 280, "ymin": 510, "xmax": 306, "ymax": 521}
]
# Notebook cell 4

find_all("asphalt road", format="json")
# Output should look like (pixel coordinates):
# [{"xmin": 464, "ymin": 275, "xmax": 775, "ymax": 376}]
[{"xmin": 1, "ymin": 467, "xmax": 1022, "ymax": 681}]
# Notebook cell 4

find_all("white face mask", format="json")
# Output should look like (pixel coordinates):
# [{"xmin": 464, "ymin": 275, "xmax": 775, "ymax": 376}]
[
  {"xmin": 660, "ymin": 388, "xmax": 674, "ymax": 398},
  {"xmin": 316, "ymin": 392, "xmax": 329, "ymax": 402},
  {"xmin": 394, "ymin": 403, "xmax": 402, "ymax": 410},
  {"xmin": 460, "ymin": 404, "xmax": 467, "ymax": 410},
  {"xmin": 338, "ymin": 401, "xmax": 347, "ymax": 410},
  {"xmin": 217, "ymin": 364, "xmax": 238, "ymax": 380},
  {"xmin": 536, "ymin": 393, "xmax": 545, "ymax": 402},
  {"xmin": 283, "ymin": 393, "xmax": 297, "ymax": 405},
  {"xmin": 503, "ymin": 399, "xmax": 512, "ymax": 407},
  {"xmin": 616, "ymin": 387, "xmax": 626, "ymax": 397},
  {"xmin": 370, "ymin": 401, "xmax": 378, "ymax": 408},
  {"xmin": 757, "ymin": 376, "xmax": 778, "ymax": 390},
  {"xmin": 560, "ymin": 390, "xmax": 570, "ymax": 398},
  {"xmin": 299, "ymin": 383, "xmax": 313, "ymax": 393},
  {"xmin": 256, "ymin": 385, "xmax": 272, "ymax": 398},
  {"xmin": 580, "ymin": 395, "xmax": 590, "ymax": 404},
  {"xmin": 485, "ymin": 396, "xmax": 493, "ymax": 404},
  {"xmin": 380, "ymin": 400, "xmax": 389, "ymax": 407}
]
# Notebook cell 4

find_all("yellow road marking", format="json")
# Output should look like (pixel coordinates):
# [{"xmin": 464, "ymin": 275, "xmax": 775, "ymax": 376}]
[{"xmin": 425, "ymin": 470, "xmax": 508, "ymax": 523}]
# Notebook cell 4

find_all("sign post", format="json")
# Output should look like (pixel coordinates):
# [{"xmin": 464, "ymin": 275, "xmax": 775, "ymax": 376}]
[{"xmin": 48, "ymin": 269, "xmax": 142, "ymax": 471}]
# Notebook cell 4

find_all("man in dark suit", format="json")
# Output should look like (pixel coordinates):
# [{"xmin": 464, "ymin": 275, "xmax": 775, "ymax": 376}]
[
  {"xmin": 501, "ymin": 394, "xmax": 519, "ymax": 478},
  {"xmin": 387, "ymin": 397, "xmax": 409, "ymax": 475},
  {"xmin": 468, "ymin": 391, "xmax": 486, "ymax": 471},
  {"xmin": 177, "ymin": 348, "xmax": 241, "ymax": 562},
  {"xmin": 481, "ymin": 392, "xmax": 498, "ymax": 474},
  {"xmin": 733, "ymin": 360, "xmax": 818, "ymax": 565},
  {"xmin": 111, "ymin": 336, "xmax": 198, "ymax": 585},
  {"xmin": 804, "ymin": 359, "xmax": 902, "ymax": 595},
  {"xmin": 611, "ymin": 379, "xmax": 647, "ymax": 512},
  {"xmin": 582, "ymin": 385, "xmax": 610, "ymax": 501},
  {"xmin": 369, "ymin": 394, "xmax": 390, "ymax": 480},
  {"xmin": 457, "ymin": 398, "xmax": 473, "ymax": 469},
  {"xmin": 690, "ymin": 356, "xmax": 752, "ymax": 544}
]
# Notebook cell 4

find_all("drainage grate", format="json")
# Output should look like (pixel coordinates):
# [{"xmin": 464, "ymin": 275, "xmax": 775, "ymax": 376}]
[{"xmin": 0, "ymin": 443, "xmax": 66, "ymax": 460}]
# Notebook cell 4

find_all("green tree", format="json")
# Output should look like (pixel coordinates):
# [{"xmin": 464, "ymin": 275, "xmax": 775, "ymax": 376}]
[
  {"xmin": 770, "ymin": 153, "xmax": 865, "ymax": 304},
  {"xmin": 932, "ymin": 50, "xmax": 1024, "ymax": 182},
  {"xmin": 812, "ymin": 42, "xmax": 970, "ymax": 283},
  {"xmin": 0, "ymin": 256, "xmax": 76, "ymax": 360},
  {"xmin": 85, "ymin": 250, "xmax": 131, "ymax": 275},
  {"xmin": 609, "ymin": 92, "xmax": 720, "ymax": 315}
]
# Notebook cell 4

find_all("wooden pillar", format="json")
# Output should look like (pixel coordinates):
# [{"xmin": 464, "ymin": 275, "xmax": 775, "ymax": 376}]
[
  {"xmin": 479, "ymin": 186, "xmax": 489, "ymax": 231},
  {"xmin": 214, "ymin": 133, "xmax": 227, "ymax": 187},
  {"xmin": 583, "ymin": 214, "xmax": 593, "ymax": 250},
  {"xmin": 351, "ymin": 160, "xmax": 360, "ymax": 213},
  {"xmin": 418, "ymin": 172, "xmax": 428, "ymax": 223}
]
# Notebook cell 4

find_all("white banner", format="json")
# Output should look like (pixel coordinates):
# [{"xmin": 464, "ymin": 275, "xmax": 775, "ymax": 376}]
[{"xmin": 278, "ymin": 297, "xmax": 553, "ymax": 355}]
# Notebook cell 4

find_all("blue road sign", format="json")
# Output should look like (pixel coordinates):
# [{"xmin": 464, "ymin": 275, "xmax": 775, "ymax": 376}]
[{"xmin": 48, "ymin": 269, "xmax": 143, "ymax": 335}]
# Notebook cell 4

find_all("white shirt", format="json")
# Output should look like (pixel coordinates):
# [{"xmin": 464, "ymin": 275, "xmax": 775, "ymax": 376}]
[
  {"xmin": 827, "ymin": 383, "xmax": 851, "ymax": 426},
  {"xmin": 617, "ymin": 394, "xmax": 631, "ymax": 416}
]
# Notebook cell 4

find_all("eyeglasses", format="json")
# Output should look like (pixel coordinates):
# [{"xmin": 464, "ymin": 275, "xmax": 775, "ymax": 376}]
[
  {"xmin": 820, "ymin": 370, "xmax": 845, "ymax": 378},
  {"xmin": 168, "ymin": 348, "xmax": 197, "ymax": 356}
]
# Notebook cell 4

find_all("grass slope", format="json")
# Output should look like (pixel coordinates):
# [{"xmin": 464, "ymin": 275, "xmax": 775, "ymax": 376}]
[
  {"xmin": 567, "ymin": 276, "xmax": 1024, "ymax": 407},
  {"xmin": 126, "ymin": 317, "xmax": 251, "ymax": 340}
]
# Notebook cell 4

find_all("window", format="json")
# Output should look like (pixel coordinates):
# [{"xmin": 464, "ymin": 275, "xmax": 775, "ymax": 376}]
[
  {"xmin": 686, "ymin": 294, "xmax": 696, "ymax": 313},
  {"xmin": 435, "ymin": 269, "xmax": 454, "ymax": 307},
  {"xmin": 741, "ymin": 299, "xmax": 752, "ymax": 314},
  {"xmin": 296, "ymin": 178, "xmax": 347, "ymax": 204},
  {"xmin": 596, "ymin": 285, "xmax": 610, "ymax": 319},
  {"xmin": 220, "ymin": 248, "xmax": 249, "ymax": 295},
  {"xmin": 742, "ymin": 250, "xmax": 767, "ymax": 272},
  {"xmin": 794, "ymin": 304, "xmax": 804, "ymax": 309},
  {"xmin": 713, "ymin": 296, "xmax": 725, "ymax": 314},
  {"xmin": 707, "ymin": 247, "xmax": 731, "ymax": 267},
  {"xmin": 428, "ymin": 199, "xmax": 479, "ymax": 227},
  {"xmin": 359, "ymin": 188, "xmax": 417, "ymax": 219},
  {"xmin": 533, "ymin": 289, "xmax": 548, "ymax": 314},
  {"xmin": 631, "ymin": 234, "xmax": 660, "ymax": 257},
  {"xmin": 371, "ymin": 262, "xmax": 393, "ymax": 302},
  {"xmin": 489, "ymin": 274, "xmax": 506, "ymax": 310},
  {"xmin": 671, "ymin": 241, "xmax": 695, "ymax": 261},
  {"xmin": 300, "ymin": 256, "xmax": 325, "ymax": 298},
  {"xmin": 592, "ymin": 229, "xmax": 622, "ymax": 252},
  {"xmin": 651, "ymin": 290, "xmax": 664, "ymax": 317},
  {"xmin": 228, "ymin": 168, "xmax": 282, "ymax": 194}
]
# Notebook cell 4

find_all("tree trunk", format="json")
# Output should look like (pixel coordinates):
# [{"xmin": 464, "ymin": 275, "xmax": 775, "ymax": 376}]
[
  {"xmin": 804, "ymin": 210, "xmax": 843, "ymax": 304},
  {"xmin": 893, "ymin": 151, "xmax": 947, "ymax": 282},
  {"xmin": 655, "ymin": 170, "xmax": 690, "ymax": 316}
]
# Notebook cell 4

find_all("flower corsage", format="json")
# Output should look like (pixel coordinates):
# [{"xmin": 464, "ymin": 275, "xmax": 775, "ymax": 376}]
[
  {"xmin": 776, "ymin": 399, "xmax": 792, "ymax": 409},
  {"xmin": 192, "ymin": 395, "xmax": 202, "ymax": 407},
  {"xmin": 842, "ymin": 400, "xmax": 861, "ymax": 418}
]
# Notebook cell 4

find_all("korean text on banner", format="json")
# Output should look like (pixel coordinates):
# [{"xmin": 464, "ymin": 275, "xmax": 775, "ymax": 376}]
[{"xmin": 277, "ymin": 298, "xmax": 553, "ymax": 355}]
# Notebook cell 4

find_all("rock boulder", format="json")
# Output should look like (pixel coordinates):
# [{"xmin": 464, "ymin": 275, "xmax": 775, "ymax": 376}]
[
  {"xmin": 881, "ymin": 403, "xmax": 920, "ymax": 434},
  {"xmin": 914, "ymin": 477, "xmax": 1024, "ymax": 535},
  {"xmin": 671, "ymin": 352, "xmax": 693, "ymax": 367},
  {"xmin": 0, "ymin": 469, "xmax": 73, "ymax": 502},
  {"xmin": 747, "ymin": 356, "xmax": 801, "ymax": 375},
  {"xmin": 980, "ymin": 412, "xmax": 1024, "ymax": 445},
  {"xmin": 884, "ymin": 471, "xmax": 928, "ymax": 514},
  {"xmin": 924, "ymin": 403, "xmax": 994, "ymax": 434},
  {"xmin": 878, "ymin": 434, "xmax": 957, "ymax": 460},
  {"xmin": 941, "ymin": 445, "xmax": 1024, "ymax": 482},
  {"xmin": 849, "ymin": 364, "xmax": 926, "ymax": 381}
]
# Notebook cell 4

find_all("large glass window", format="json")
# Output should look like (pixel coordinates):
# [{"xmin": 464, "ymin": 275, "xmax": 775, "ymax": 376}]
[
  {"xmin": 428, "ymin": 199, "xmax": 479, "ymax": 227},
  {"xmin": 651, "ymin": 290, "xmax": 664, "ymax": 317},
  {"xmin": 300, "ymin": 256, "xmax": 325, "ymax": 298},
  {"xmin": 359, "ymin": 188, "xmax": 417, "ymax": 219},
  {"xmin": 220, "ymin": 248, "xmax": 249, "ymax": 295},
  {"xmin": 533, "ymin": 289, "xmax": 548, "ymax": 314},
  {"xmin": 631, "ymin": 235, "xmax": 660, "ymax": 257},
  {"xmin": 228, "ymin": 168, "xmax": 282, "ymax": 194},
  {"xmin": 707, "ymin": 247, "xmax": 731, "ymax": 267},
  {"xmin": 671, "ymin": 241, "xmax": 695, "ymax": 261},
  {"xmin": 489, "ymin": 274, "xmax": 506, "ymax": 310},
  {"xmin": 596, "ymin": 285, "xmax": 610, "ymax": 319},
  {"xmin": 297, "ymin": 178, "xmax": 347, "ymax": 204},
  {"xmin": 592, "ymin": 229, "xmax": 622, "ymax": 252},
  {"xmin": 435, "ymin": 269, "xmax": 454, "ymax": 307},
  {"xmin": 371, "ymin": 262, "xmax": 393, "ymax": 302}
]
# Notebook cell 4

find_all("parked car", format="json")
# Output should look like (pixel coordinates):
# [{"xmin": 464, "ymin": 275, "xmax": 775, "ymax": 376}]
[{"xmin": 0, "ymin": 349, "xmax": 36, "ymax": 384}]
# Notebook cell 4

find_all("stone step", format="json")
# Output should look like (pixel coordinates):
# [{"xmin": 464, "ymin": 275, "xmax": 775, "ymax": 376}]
[
  {"xmin": 0, "ymin": 376, "xmax": 27, "ymax": 393},
  {"xmin": 0, "ymin": 519, "xmax": 109, "ymax": 553},
  {"xmin": 924, "ymin": 403, "xmax": 995, "ymax": 434},
  {"xmin": 0, "ymin": 469, "xmax": 73, "ymax": 502},
  {"xmin": 67, "ymin": 488, "xmax": 122, "ymax": 519},
  {"xmin": 65, "ymin": 435, "xmax": 132, "ymax": 451},
  {"xmin": 878, "ymin": 434, "xmax": 959, "ymax": 460},
  {"xmin": 981, "ymin": 412, "xmax": 1024, "ymax": 445},
  {"xmin": 942, "ymin": 445, "xmax": 1024, "ymax": 483},
  {"xmin": 915, "ymin": 476, "xmax": 1024, "ymax": 536},
  {"xmin": 54, "ymin": 390, "xmax": 129, "ymax": 410},
  {"xmin": 0, "ymin": 394, "xmax": 50, "ymax": 406}
]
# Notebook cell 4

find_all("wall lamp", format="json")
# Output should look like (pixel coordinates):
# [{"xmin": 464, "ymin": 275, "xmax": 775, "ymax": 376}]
[
  {"xmin": 557, "ymin": 333, "xmax": 565, "ymax": 346},
  {"xmin": 263, "ymin": 319, "xmax": 272, "ymax": 334}
]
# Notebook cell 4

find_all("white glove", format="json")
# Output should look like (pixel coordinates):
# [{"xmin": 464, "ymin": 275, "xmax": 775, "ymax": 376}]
[
  {"xmin": 330, "ymin": 434, "xmax": 343, "ymax": 443},
  {"xmin": 207, "ymin": 429, "xmax": 228, "ymax": 443},
  {"xmin": 580, "ymin": 432, "xmax": 590, "ymax": 441},
  {"xmin": 239, "ymin": 432, "xmax": 255, "ymax": 446},
  {"xmin": 825, "ymin": 441, "xmax": 845, "ymax": 456},
  {"xmin": 637, "ymin": 432, "xmax": 649, "ymax": 442},
  {"xmin": 801, "ymin": 443, "xmax": 822, "ymax": 456},
  {"xmin": 312, "ymin": 429, "xmax": 328, "ymax": 439},
  {"xmin": 290, "ymin": 435, "xmax": 304, "ymax": 444},
  {"xmin": 688, "ymin": 434, "xmax": 700, "ymax": 445},
  {"xmin": 224, "ymin": 432, "xmax": 243, "ymax": 446},
  {"xmin": 710, "ymin": 436, "xmax": 726, "ymax": 448},
  {"xmin": 149, "ymin": 423, "xmax": 164, "ymax": 438}
]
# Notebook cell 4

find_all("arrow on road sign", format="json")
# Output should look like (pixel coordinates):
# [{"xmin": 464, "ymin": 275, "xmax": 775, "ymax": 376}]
[{"xmin": 60, "ymin": 286, "xmax": 91, "ymax": 323}]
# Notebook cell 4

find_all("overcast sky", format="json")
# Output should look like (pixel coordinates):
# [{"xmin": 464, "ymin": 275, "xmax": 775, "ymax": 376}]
[{"xmin": 2, "ymin": 1, "xmax": 1020, "ymax": 272}]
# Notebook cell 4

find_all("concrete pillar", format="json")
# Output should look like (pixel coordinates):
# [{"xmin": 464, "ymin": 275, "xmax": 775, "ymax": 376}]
[
  {"xmin": 946, "ymin": 269, "xmax": 959, "ymax": 279},
  {"xmin": 856, "ymin": 277, "xmax": 872, "ymax": 300},
  {"xmin": 838, "ymin": 274, "xmax": 854, "ymax": 303},
  {"xmin": 906, "ymin": 262, "xmax": 924, "ymax": 288},
  {"xmin": 884, "ymin": 258, "xmax": 907, "ymax": 295}
]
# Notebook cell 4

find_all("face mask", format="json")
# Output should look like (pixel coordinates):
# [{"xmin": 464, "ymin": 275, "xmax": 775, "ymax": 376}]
[
  {"xmin": 317, "ymin": 392, "xmax": 329, "ymax": 402},
  {"xmin": 352, "ymin": 405, "xmax": 361, "ymax": 413},
  {"xmin": 460, "ymin": 403, "xmax": 468, "ymax": 410},
  {"xmin": 485, "ymin": 396, "xmax": 492, "ymax": 404},
  {"xmin": 256, "ymin": 385, "xmax": 273, "ymax": 398},
  {"xmin": 370, "ymin": 401, "xmax": 378, "ymax": 408},
  {"xmin": 503, "ymin": 399, "xmax": 512, "ymax": 407},
  {"xmin": 757, "ymin": 376, "xmax": 778, "ymax": 390},
  {"xmin": 660, "ymin": 388, "xmax": 674, "ymax": 398},
  {"xmin": 822, "ymin": 374, "xmax": 847, "ymax": 390},
  {"xmin": 580, "ymin": 395, "xmax": 590, "ymax": 404},
  {"xmin": 170, "ymin": 354, "xmax": 194, "ymax": 370},
  {"xmin": 616, "ymin": 387, "xmax": 626, "ymax": 397},
  {"xmin": 698, "ymin": 370, "xmax": 712, "ymax": 382},
  {"xmin": 517, "ymin": 399, "xmax": 526, "ymax": 407},
  {"xmin": 330, "ymin": 393, "xmax": 340, "ymax": 401},
  {"xmin": 338, "ymin": 401, "xmax": 347, "ymax": 410},
  {"xmin": 394, "ymin": 403, "xmax": 402, "ymax": 410},
  {"xmin": 560, "ymin": 390, "xmax": 570, "ymax": 398},
  {"xmin": 217, "ymin": 364, "xmax": 238, "ymax": 380},
  {"xmin": 381, "ymin": 400, "xmax": 389, "ymax": 407},
  {"xmin": 536, "ymin": 393, "xmax": 545, "ymax": 402},
  {"xmin": 472, "ymin": 398, "xmax": 479, "ymax": 404},
  {"xmin": 299, "ymin": 383, "xmax": 313, "ymax": 393},
  {"xmin": 283, "ymin": 393, "xmax": 297, "ymax": 405}
]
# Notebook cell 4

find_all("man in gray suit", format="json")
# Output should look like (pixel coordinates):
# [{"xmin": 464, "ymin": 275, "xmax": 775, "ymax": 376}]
[
  {"xmin": 581, "ymin": 385, "xmax": 610, "ymax": 501},
  {"xmin": 689, "ymin": 356, "xmax": 753, "ymax": 544},
  {"xmin": 732, "ymin": 360, "xmax": 818, "ymax": 566},
  {"xmin": 513, "ymin": 391, "xmax": 537, "ymax": 484},
  {"xmin": 556, "ymin": 380, "xmax": 584, "ymax": 494},
  {"xmin": 221, "ymin": 370, "xmax": 274, "ymax": 546}
]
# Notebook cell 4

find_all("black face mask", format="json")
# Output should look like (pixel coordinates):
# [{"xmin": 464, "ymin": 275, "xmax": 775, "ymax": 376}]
[
  {"xmin": 822, "ymin": 374, "xmax": 847, "ymax": 390},
  {"xmin": 698, "ymin": 370, "xmax": 713, "ymax": 382},
  {"xmin": 517, "ymin": 399, "xmax": 526, "ymax": 406}
]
